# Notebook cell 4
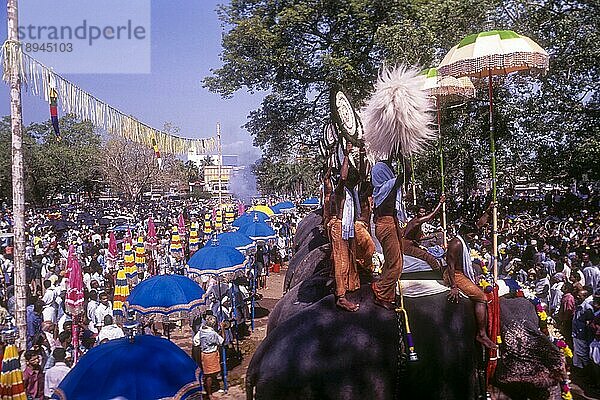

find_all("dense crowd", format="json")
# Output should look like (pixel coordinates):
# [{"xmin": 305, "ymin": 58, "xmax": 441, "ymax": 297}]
[
  {"xmin": 0, "ymin": 185, "xmax": 598, "ymax": 397},
  {"xmin": 0, "ymin": 198, "xmax": 301, "ymax": 399}
]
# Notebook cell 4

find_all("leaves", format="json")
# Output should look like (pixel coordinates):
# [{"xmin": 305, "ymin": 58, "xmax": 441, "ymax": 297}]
[{"xmin": 207, "ymin": 0, "xmax": 598, "ymax": 200}]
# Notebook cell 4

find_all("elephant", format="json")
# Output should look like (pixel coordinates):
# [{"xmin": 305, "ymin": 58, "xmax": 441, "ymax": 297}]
[
  {"xmin": 284, "ymin": 230, "xmax": 328, "ymax": 292},
  {"xmin": 247, "ymin": 213, "xmax": 566, "ymax": 400},
  {"xmin": 292, "ymin": 209, "xmax": 323, "ymax": 250}
]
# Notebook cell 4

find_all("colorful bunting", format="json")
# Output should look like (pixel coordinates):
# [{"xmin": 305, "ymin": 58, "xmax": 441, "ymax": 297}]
[{"xmin": 1, "ymin": 41, "xmax": 217, "ymax": 155}]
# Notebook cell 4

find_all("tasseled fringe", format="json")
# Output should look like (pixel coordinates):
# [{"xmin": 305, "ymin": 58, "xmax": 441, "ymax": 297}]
[{"xmin": 1, "ymin": 40, "xmax": 216, "ymax": 155}]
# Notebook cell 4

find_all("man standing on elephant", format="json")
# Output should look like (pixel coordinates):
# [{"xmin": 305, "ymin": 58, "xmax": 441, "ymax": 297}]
[
  {"xmin": 328, "ymin": 142, "xmax": 361, "ymax": 312},
  {"xmin": 446, "ymin": 221, "xmax": 497, "ymax": 349},
  {"xmin": 370, "ymin": 159, "xmax": 408, "ymax": 310}
]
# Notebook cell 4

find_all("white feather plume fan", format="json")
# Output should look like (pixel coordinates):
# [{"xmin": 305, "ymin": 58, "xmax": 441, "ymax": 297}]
[{"xmin": 361, "ymin": 65, "xmax": 436, "ymax": 161}]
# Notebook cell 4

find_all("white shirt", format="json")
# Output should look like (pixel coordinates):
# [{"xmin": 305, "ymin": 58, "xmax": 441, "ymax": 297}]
[
  {"xmin": 94, "ymin": 303, "xmax": 113, "ymax": 328},
  {"xmin": 44, "ymin": 362, "xmax": 71, "ymax": 398}
]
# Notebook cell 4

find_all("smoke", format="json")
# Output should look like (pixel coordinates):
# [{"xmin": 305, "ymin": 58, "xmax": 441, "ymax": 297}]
[{"xmin": 229, "ymin": 166, "xmax": 258, "ymax": 203}]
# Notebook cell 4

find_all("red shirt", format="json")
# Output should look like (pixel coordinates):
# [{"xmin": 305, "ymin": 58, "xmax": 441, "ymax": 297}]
[{"xmin": 23, "ymin": 365, "xmax": 44, "ymax": 400}]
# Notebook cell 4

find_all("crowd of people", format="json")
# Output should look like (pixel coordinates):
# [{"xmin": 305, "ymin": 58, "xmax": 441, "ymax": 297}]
[
  {"xmin": 0, "ymin": 198, "xmax": 301, "ymax": 399},
  {"xmin": 322, "ymin": 142, "xmax": 599, "ymax": 393},
  {"xmin": 0, "ymin": 173, "xmax": 598, "ymax": 397}
]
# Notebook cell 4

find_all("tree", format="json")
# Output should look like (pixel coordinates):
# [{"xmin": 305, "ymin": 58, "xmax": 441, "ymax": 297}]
[
  {"xmin": 26, "ymin": 115, "xmax": 103, "ymax": 204},
  {"xmin": 0, "ymin": 115, "xmax": 103, "ymax": 206},
  {"xmin": 102, "ymin": 136, "xmax": 191, "ymax": 202},
  {"xmin": 205, "ymin": 0, "xmax": 499, "ymax": 197},
  {"xmin": 207, "ymin": 0, "xmax": 599, "ymax": 203}
]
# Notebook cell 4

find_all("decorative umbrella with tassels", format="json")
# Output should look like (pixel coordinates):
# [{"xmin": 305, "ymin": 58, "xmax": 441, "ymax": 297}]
[
  {"xmin": 186, "ymin": 239, "xmax": 246, "ymax": 393},
  {"xmin": 170, "ymin": 226, "xmax": 183, "ymax": 257},
  {"xmin": 238, "ymin": 221, "xmax": 276, "ymax": 242},
  {"xmin": 0, "ymin": 343, "xmax": 26, "ymax": 400},
  {"xmin": 188, "ymin": 223, "xmax": 200, "ymax": 255},
  {"xmin": 123, "ymin": 240, "xmax": 137, "ymax": 286},
  {"xmin": 134, "ymin": 236, "xmax": 146, "ymax": 279},
  {"xmin": 106, "ymin": 231, "xmax": 118, "ymax": 270},
  {"xmin": 438, "ymin": 29, "xmax": 549, "ymax": 280},
  {"xmin": 247, "ymin": 205, "xmax": 274, "ymax": 217},
  {"xmin": 438, "ymin": 29, "xmax": 549, "ymax": 384},
  {"xmin": 203, "ymin": 212, "xmax": 212, "ymax": 235},
  {"xmin": 113, "ymin": 268, "xmax": 129, "ymax": 320},
  {"xmin": 419, "ymin": 67, "xmax": 476, "ymax": 247},
  {"xmin": 52, "ymin": 336, "xmax": 202, "ymax": 400},
  {"xmin": 125, "ymin": 274, "xmax": 207, "ymax": 340},
  {"xmin": 146, "ymin": 217, "xmax": 158, "ymax": 275},
  {"xmin": 232, "ymin": 211, "xmax": 269, "ymax": 228}
]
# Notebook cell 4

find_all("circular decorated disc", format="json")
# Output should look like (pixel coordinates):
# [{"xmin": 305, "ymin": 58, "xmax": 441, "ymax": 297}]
[{"xmin": 334, "ymin": 91, "xmax": 357, "ymax": 137}]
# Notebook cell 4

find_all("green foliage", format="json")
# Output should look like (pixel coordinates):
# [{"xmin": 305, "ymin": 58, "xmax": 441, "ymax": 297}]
[
  {"xmin": 253, "ymin": 156, "xmax": 320, "ymax": 197},
  {"xmin": 207, "ymin": 0, "xmax": 599, "ymax": 198},
  {"xmin": 0, "ymin": 115, "xmax": 102, "ymax": 205}
]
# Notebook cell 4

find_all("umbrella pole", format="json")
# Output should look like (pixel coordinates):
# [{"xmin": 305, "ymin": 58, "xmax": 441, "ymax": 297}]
[
  {"xmin": 217, "ymin": 279, "xmax": 229, "ymax": 393},
  {"xmin": 437, "ymin": 96, "xmax": 447, "ymax": 248},
  {"xmin": 410, "ymin": 156, "xmax": 417, "ymax": 206},
  {"xmin": 72, "ymin": 315, "xmax": 79, "ymax": 364},
  {"xmin": 251, "ymin": 261, "xmax": 256, "ymax": 332},
  {"xmin": 488, "ymin": 70, "xmax": 498, "ymax": 281},
  {"xmin": 230, "ymin": 284, "xmax": 241, "ymax": 353}
]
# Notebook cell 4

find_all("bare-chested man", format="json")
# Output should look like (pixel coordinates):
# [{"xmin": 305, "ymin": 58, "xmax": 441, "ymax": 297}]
[{"xmin": 446, "ymin": 219, "xmax": 497, "ymax": 349}]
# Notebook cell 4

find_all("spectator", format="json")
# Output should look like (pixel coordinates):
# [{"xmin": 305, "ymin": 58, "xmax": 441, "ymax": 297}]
[
  {"xmin": 43, "ymin": 348, "xmax": 70, "ymax": 399},
  {"xmin": 23, "ymin": 350, "xmax": 44, "ymax": 400}
]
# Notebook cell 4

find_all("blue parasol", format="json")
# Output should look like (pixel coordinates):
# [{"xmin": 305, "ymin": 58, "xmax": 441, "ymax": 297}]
[
  {"xmin": 187, "ymin": 242, "xmax": 246, "ymax": 277},
  {"xmin": 300, "ymin": 197, "xmax": 319, "ymax": 207},
  {"xmin": 52, "ymin": 335, "xmax": 202, "ymax": 400},
  {"xmin": 231, "ymin": 211, "xmax": 269, "ymax": 228},
  {"xmin": 237, "ymin": 221, "xmax": 276, "ymax": 241},
  {"xmin": 113, "ymin": 223, "xmax": 138, "ymax": 232},
  {"xmin": 272, "ymin": 201, "xmax": 295, "ymax": 213},
  {"xmin": 217, "ymin": 231, "xmax": 255, "ymax": 251},
  {"xmin": 126, "ymin": 274, "xmax": 207, "ymax": 317}
]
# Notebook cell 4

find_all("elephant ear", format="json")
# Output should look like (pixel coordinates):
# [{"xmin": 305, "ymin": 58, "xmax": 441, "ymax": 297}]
[{"xmin": 494, "ymin": 320, "xmax": 565, "ymax": 391}]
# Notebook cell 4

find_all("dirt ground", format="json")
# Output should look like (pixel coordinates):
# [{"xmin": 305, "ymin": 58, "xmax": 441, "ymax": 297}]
[{"xmin": 171, "ymin": 266, "xmax": 286, "ymax": 400}]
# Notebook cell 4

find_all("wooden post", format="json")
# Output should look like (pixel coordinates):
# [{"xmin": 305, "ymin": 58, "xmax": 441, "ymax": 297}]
[{"xmin": 7, "ymin": 0, "xmax": 28, "ymax": 349}]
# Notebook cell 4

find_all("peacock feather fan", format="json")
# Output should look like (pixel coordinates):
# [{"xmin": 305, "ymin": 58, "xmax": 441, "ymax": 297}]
[{"xmin": 361, "ymin": 65, "xmax": 436, "ymax": 160}]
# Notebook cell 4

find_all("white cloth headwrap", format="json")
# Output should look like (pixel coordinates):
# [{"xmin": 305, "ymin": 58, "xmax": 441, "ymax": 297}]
[{"xmin": 457, "ymin": 235, "xmax": 476, "ymax": 284}]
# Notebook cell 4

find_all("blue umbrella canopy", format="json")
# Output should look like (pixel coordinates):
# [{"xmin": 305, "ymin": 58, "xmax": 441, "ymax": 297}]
[
  {"xmin": 113, "ymin": 223, "xmax": 138, "ymax": 232},
  {"xmin": 272, "ymin": 201, "xmax": 295, "ymax": 213},
  {"xmin": 232, "ymin": 211, "xmax": 269, "ymax": 228},
  {"xmin": 187, "ymin": 242, "xmax": 246, "ymax": 277},
  {"xmin": 125, "ymin": 274, "xmax": 206, "ymax": 316},
  {"xmin": 237, "ymin": 221, "xmax": 276, "ymax": 241},
  {"xmin": 300, "ymin": 197, "xmax": 319, "ymax": 206},
  {"xmin": 52, "ymin": 335, "xmax": 202, "ymax": 400},
  {"xmin": 217, "ymin": 231, "xmax": 255, "ymax": 251}
]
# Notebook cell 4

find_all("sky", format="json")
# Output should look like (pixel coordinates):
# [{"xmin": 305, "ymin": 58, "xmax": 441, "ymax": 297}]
[{"xmin": 0, "ymin": 0, "xmax": 264, "ymax": 164}]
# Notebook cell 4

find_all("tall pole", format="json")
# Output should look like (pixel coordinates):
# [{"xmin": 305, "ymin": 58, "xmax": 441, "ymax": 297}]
[
  {"xmin": 488, "ymin": 70, "xmax": 498, "ymax": 282},
  {"xmin": 217, "ymin": 122, "xmax": 223, "ymax": 207},
  {"xmin": 410, "ymin": 156, "xmax": 417, "ymax": 206},
  {"xmin": 436, "ymin": 97, "xmax": 448, "ymax": 248},
  {"xmin": 7, "ymin": 0, "xmax": 28, "ymax": 349}
]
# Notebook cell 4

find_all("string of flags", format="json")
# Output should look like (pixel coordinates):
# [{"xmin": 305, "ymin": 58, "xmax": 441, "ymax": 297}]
[{"xmin": 1, "ymin": 40, "xmax": 216, "ymax": 155}]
